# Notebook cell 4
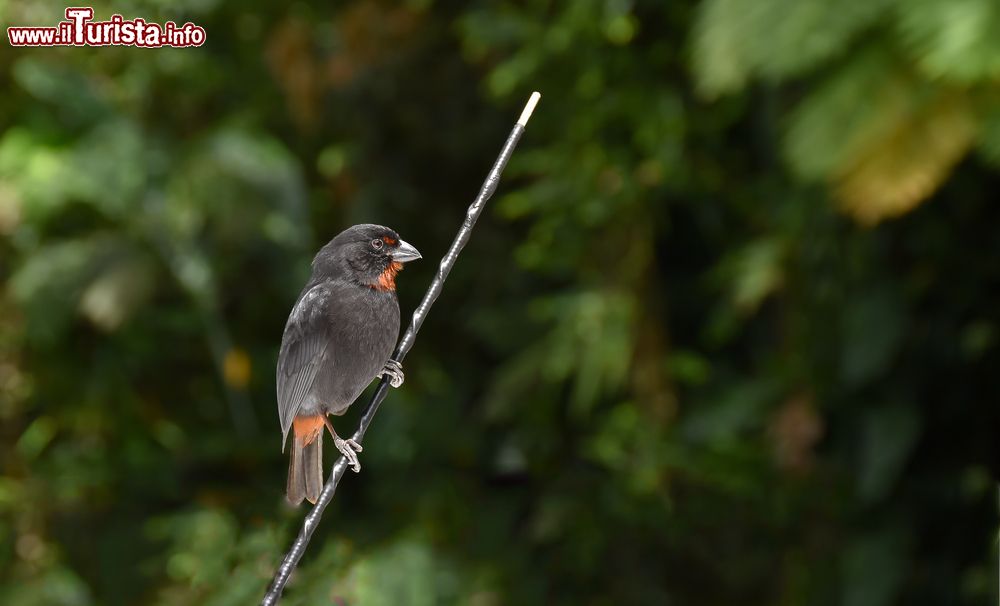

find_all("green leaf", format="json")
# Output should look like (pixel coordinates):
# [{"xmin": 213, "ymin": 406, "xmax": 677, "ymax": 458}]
[
  {"xmin": 8, "ymin": 235, "xmax": 124, "ymax": 343},
  {"xmin": 714, "ymin": 237, "xmax": 786, "ymax": 314},
  {"xmin": 0, "ymin": 129, "xmax": 80, "ymax": 223},
  {"xmin": 975, "ymin": 101, "xmax": 1000, "ymax": 166},
  {"xmin": 842, "ymin": 527, "xmax": 908, "ymax": 606},
  {"xmin": 840, "ymin": 287, "xmax": 905, "ymax": 386},
  {"xmin": 784, "ymin": 49, "xmax": 899, "ymax": 180},
  {"xmin": 856, "ymin": 404, "xmax": 921, "ymax": 504},
  {"xmin": 894, "ymin": 0, "xmax": 1000, "ymax": 83},
  {"xmin": 693, "ymin": 0, "xmax": 891, "ymax": 97}
]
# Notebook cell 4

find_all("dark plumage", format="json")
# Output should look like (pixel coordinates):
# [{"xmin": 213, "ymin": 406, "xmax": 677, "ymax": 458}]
[{"xmin": 277, "ymin": 224, "xmax": 420, "ymax": 505}]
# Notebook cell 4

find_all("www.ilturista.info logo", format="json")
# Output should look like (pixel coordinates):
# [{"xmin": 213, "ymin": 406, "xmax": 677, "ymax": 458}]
[{"xmin": 7, "ymin": 7, "xmax": 205, "ymax": 47}]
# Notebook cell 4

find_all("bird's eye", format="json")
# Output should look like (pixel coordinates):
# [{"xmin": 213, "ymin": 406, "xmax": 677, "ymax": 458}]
[{"xmin": 371, "ymin": 238, "xmax": 383, "ymax": 250}]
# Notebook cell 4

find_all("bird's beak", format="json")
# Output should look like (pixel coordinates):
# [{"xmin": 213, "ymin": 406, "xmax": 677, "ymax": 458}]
[{"xmin": 390, "ymin": 239, "xmax": 422, "ymax": 263}]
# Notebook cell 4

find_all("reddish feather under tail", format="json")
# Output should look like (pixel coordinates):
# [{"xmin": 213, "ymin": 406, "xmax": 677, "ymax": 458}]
[{"xmin": 287, "ymin": 416, "xmax": 324, "ymax": 505}]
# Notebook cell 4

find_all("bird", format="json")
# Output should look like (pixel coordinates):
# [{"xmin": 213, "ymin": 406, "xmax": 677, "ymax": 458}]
[{"xmin": 277, "ymin": 224, "xmax": 421, "ymax": 505}]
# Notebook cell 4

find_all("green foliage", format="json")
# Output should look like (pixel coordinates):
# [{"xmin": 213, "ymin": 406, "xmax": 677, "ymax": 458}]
[
  {"xmin": 693, "ymin": 0, "xmax": 892, "ymax": 96},
  {"xmin": 695, "ymin": 0, "xmax": 1000, "ymax": 223},
  {"xmin": 0, "ymin": 0, "xmax": 997, "ymax": 605},
  {"xmin": 896, "ymin": 0, "xmax": 1000, "ymax": 82}
]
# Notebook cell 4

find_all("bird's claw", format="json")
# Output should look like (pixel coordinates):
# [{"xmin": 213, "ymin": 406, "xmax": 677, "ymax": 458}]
[
  {"xmin": 379, "ymin": 359, "xmax": 404, "ymax": 388},
  {"xmin": 334, "ymin": 437, "xmax": 363, "ymax": 473}
]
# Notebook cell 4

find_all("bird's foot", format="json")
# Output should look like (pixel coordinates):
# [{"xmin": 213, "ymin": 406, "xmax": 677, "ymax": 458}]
[
  {"xmin": 334, "ymin": 436, "xmax": 363, "ymax": 473},
  {"xmin": 323, "ymin": 417, "xmax": 363, "ymax": 473},
  {"xmin": 379, "ymin": 359, "xmax": 404, "ymax": 388}
]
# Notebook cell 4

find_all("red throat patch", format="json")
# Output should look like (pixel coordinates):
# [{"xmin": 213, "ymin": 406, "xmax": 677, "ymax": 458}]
[{"xmin": 373, "ymin": 261, "xmax": 403, "ymax": 291}]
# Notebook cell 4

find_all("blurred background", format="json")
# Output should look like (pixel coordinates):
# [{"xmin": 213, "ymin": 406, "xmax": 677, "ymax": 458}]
[{"xmin": 1, "ymin": 0, "xmax": 998, "ymax": 604}]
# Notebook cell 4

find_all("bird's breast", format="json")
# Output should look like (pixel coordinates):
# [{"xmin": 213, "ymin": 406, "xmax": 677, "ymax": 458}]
[{"xmin": 315, "ymin": 284, "xmax": 400, "ymax": 410}]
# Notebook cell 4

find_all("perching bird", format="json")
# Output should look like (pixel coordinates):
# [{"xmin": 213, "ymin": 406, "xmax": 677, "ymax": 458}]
[{"xmin": 277, "ymin": 224, "xmax": 421, "ymax": 505}]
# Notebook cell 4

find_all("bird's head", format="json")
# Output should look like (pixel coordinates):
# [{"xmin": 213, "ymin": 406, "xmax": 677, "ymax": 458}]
[{"xmin": 313, "ymin": 224, "xmax": 421, "ymax": 290}]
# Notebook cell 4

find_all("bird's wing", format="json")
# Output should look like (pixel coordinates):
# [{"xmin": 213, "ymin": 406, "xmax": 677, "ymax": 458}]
[{"xmin": 276, "ymin": 284, "xmax": 333, "ymax": 446}]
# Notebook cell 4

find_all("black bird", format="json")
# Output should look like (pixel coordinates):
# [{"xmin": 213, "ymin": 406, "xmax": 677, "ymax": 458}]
[{"xmin": 277, "ymin": 224, "xmax": 421, "ymax": 505}]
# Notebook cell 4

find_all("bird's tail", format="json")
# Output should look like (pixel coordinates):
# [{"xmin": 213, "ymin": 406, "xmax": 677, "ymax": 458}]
[{"xmin": 287, "ymin": 415, "xmax": 325, "ymax": 505}]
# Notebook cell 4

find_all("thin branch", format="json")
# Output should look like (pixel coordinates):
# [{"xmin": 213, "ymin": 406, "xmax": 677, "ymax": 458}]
[{"xmin": 261, "ymin": 92, "xmax": 541, "ymax": 605}]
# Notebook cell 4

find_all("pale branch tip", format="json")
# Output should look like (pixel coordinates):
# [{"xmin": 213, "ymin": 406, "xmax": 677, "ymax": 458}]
[
  {"xmin": 518, "ymin": 91, "xmax": 541, "ymax": 127},
  {"xmin": 260, "ymin": 92, "xmax": 539, "ymax": 606}
]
